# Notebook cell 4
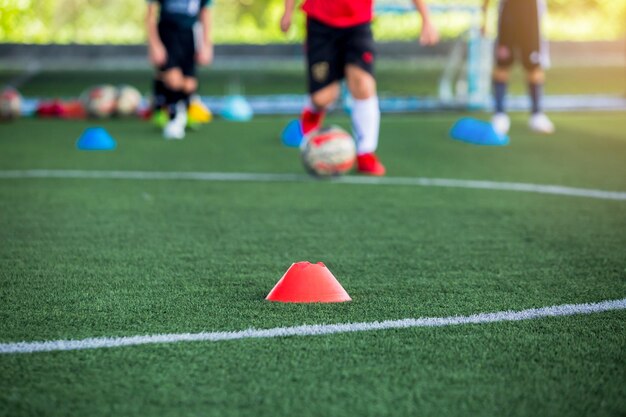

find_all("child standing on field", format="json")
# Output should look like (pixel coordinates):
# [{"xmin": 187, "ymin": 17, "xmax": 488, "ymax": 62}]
[
  {"xmin": 146, "ymin": 0, "xmax": 213, "ymax": 140},
  {"xmin": 483, "ymin": 0, "xmax": 555, "ymax": 135},
  {"xmin": 281, "ymin": 0, "xmax": 439, "ymax": 176}
]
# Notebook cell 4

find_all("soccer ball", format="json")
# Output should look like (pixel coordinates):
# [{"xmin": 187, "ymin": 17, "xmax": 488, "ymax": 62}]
[
  {"xmin": 300, "ymin": 126, "xmax": 356, "ymax": 177},
  {"xmin": 0, "ymin": 87, "xmax": 22, "ymax": 120},
  {"xmin": 116, "ymin": 85, "xmax": 142, "ymax": 116},
  {"xmin": 81, "ymin": 85, "xmax": 117, "ymax": 118}
]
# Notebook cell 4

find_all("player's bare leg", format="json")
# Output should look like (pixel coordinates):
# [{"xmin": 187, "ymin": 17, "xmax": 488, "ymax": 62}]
[
  {"xmin": 346, "ymin": 64, "xmax": 384, "ymax": 176},
  {"xmin": 301, "ymin": 82, "xmax": 340, "ymax": 135},
  {"xmin": 527, "ymin": 67, "xmax": 554, "ymax": 134}
]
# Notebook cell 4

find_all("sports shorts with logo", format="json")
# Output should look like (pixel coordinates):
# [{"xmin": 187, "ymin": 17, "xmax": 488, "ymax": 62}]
[
  {"xmin": 158, "ymin": 20, "xmax": 197, "ymax": 77},
  {"xmin": 496, "ymin": 0, "xmax": 547, "ymax": 70},
  {"xmin": 305, "ymin": 17, "xmax": 375, "ymax": 94}
]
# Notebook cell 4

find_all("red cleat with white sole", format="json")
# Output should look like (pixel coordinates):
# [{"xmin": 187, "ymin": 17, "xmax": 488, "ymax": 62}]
[{"xmin": 357, "ymin": 153, "xmax": 386, "ymax": 176}]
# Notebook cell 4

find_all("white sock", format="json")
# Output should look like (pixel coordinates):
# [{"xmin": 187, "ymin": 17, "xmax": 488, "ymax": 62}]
[{"xmin": 351, "ymin": 96, "xmax": 380, "ymax": 155}]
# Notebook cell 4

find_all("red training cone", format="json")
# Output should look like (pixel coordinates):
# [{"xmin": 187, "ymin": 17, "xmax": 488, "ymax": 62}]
[{"xmin": 266, "ymin": 262, "xmax": 351, "ymax": 303}]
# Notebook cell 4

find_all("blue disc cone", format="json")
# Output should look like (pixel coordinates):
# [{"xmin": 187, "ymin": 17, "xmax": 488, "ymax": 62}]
[
  {"xmin": 220, "ymin": 95, "xmax": 253, "ymax": 122},
  {"xmin": 450, "ymin": 117, "xmax": 509, "ymax": 146},
  {"xmin": 76, "ymin": 127, "xmax": 117, "ymax": 150},
  {"xmin": 281, "ymin": 119, "xmax": 304, "ymax": 147}
]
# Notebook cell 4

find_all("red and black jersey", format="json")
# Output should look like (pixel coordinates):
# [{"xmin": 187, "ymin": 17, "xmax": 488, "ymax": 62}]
[{"xmin": 302, "ymin": 0, "xmax": 374, "ymax": 28}]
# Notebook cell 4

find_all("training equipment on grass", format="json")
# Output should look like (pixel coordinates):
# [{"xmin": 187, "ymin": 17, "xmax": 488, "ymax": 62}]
[
  {"xmin": 266, "ymin": 262, "xmax": 351, "ymax": 303},
  {"xmin": 188, "ymin": 98, "xmax": 213, "ymax": 127},
  {"xmin": 0, "ymin": 87, "xmax": 22, "ymax": 120},
  {"xmin": 36, "ymin": 99, "xmax": 65, "ymax": 118},
  {"xmin": 115, "ymin": 85, "xmax": 142, "ymax": 116},
  {"xmin": 301, "ymin": 126, "xmax": 357, "ymax": 177},
  {"xmin": 220, "ymin": 95, "xmax": 253, "ymax": 121},
  {"xmin": 152, "ymin": 108, "xmax": 169, "ymax": 129},
  {"xmin": 450, "ymin": 117, "xmax": 509, "ymax": 146},
  {"xmin": 281, "ymin": 119, "xmax": 304, "ymax": 147},
  {"xmin": 76, "ymin": 127, "xmax": 117, "ymax": 151},
  {"xmin": 81, "ymin": 85, "xmax": 118, "ymax": 118},
  {"xmin": 60, "ymin": 100, "xmax": 87, "ymax": 119},
  {"xmin": 36, "ymin": 99, "xmax": 86, "ymax": 119}
]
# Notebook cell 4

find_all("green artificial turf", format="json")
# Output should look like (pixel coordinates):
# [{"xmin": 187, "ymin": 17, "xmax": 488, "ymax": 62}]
[
  {"xmin": 0, "ymin": 114, "xmax": 625, "ymax": 417},
  {"xmin": 2, "ymin": 65, "xmax": 624, "ymax": 97}
]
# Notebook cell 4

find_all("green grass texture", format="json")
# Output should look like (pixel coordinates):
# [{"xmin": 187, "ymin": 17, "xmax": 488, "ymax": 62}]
[{"xmin": 0, "ymin": 114, "xmax": 625, "ymax": 417}]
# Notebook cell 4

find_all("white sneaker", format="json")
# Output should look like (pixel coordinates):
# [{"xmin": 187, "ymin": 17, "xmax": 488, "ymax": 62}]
[
  {"xmin": 163, "ymin": 118, "xmax": 185, "ymax": 140},
  {"xmin": 173, "ymin": 101, "xmax": 187, "ymax": 126},
  {"xmin": 163, "ymin": 102, "xmax": 187, "ymax": 140},
  {"xmin": 529, "ymin": 113, "xmax": 555, "ymax": 134},
  {"xmin": 491, "ymin": 112, "xmax": 511, "ymax": 135}
]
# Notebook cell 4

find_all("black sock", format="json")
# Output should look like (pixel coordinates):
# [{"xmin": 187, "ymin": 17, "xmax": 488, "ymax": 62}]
[
  {"xmin": 528, "ymin": 82, "xmax": 543, "ymax": 114},
  {"xmin": 166, "ymin": 90, "xmax": 185, "ymax": 120},
  {"xmin": 152, "ymin": 78, "xmax": 167, "ymax": 110},
  {"xmin": 182, "ymin": 91, "xmax": 191, "ymax": 108},
  {"xmin": 493, "ymin": 81, "xmax": 507, "ymax": 114}
]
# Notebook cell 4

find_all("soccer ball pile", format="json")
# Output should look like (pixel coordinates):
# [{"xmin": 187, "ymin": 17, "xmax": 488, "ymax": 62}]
[
  {"xmin": 81, "ymin": 84, "xmax": 142, "ymax": 118},
  {"xmin": 0, "ymin": 87, "xmax": 22, "ymax": 120},
  {"xmin": 300, "ymin": 126, "xmax": 356, "ymax": 177}
]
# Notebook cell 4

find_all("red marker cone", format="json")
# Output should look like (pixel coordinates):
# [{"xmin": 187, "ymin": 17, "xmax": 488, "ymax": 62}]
[{"xmin": 266, "ymin": 262, "xmax": 351, "ymax": 303}]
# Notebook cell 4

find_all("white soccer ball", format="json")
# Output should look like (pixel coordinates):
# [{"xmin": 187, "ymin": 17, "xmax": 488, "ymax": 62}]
[
  {"xmin": 300, "ymin": 125, "xmax": 357, "ymax": 177},
  {"xmin": 116, "ymin": 85, "xmax": 142, "ymax": 116},
  {"xmin": 81, "ymin": 85, "xmax": 117, "ymax": 118},
  {"xmin": 0, "ymin": 87, "xmax": 22, "ymax": 120}
]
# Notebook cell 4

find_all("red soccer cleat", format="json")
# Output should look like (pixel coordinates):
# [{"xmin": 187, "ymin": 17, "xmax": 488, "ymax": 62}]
[
  {"xmin": 300, "ymin": 108, "xmax": 325, "ymax": 135},
  {"xmin": 357, "ymin": 153, "xmax": 386, "ymax": 176}
]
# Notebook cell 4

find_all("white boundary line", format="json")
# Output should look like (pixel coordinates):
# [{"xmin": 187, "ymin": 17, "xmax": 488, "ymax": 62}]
[
  {"xmin": 1, "ymin": 298, "xmax": 624, "ymax": 354},
  {"xmin": 0, "ymin": 170, "xmax": 625, "ymax": 201}
]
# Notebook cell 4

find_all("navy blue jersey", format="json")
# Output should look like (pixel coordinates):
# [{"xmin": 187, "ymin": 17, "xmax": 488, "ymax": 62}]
[{"xmin": 148, "ymin": 0, "xmax": 212, "ymax": 29}]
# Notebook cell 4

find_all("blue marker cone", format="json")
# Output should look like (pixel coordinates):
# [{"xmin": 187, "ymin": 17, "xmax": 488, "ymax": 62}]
[
  {"xmin": 220, "ymin": 95, "xmax": 253, "ymax": 122},
  {"xmin": 281, "ymin": 119, "xmax": 304, "ymax": 147},
  {"xmin": 76, "ymin": 127, "xmax": 117, "ymax": 150},
  {"xmin": 450, "ymin": 117, "xmax": 509, "ymax": 146}
]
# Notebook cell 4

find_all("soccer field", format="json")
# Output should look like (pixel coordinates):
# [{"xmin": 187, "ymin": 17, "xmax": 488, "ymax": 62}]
[{"xmin": 1, "ymin": 113, "xmax": 625, "ymax": 416}]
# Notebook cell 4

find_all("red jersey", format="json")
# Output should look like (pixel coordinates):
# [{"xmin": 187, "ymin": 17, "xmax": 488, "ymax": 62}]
[{"xmin": 302, "ymin": 0, "xmax": 374, "ymax": 28}]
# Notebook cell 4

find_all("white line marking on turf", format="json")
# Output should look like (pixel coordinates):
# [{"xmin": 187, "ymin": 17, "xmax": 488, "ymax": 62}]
[
  {"xmin": 0, "ymin": 169, "xmax": 625, "ymax": 201},
  {"xmin": 1, "ymin": 298, "xmax": 624, "ymax": 354}
]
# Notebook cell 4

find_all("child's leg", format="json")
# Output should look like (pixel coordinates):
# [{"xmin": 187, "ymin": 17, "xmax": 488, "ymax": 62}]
[
  {"xmin": 493, "ymin": 63, "xmax": 510, "ymax": 114},
  {"xmin": 491, "ymin": 45, "xmax": 513, "ymax": 135},
  {"xmin": 152, "ymin": 75, "xmax": 168, "ymax": 111},
  {"xmin": 162, "ymin": 68, "xmax": 186, "ymax": 120},
  {"xmin": 302, "ymin": 83, "xmax": 340, "ymax": 134},
  {"xmin": 345, "ymin": 64, "xmax": 384, "ymax": 176},
  {"xmin": 526, "ymin": 66, "xmax": 544, "ymax": 115},
  {"xmin": 346, "ymin": 64, "xmax": 379, "ymax": 156},
  {"xmin": 183, "ymin": 77, "xmax": 197, "ymax": 107},
  {"xmin": 302, "ymin": 18, "xmax": 344, "ymax": 135},
  {"xmin": 525, "ymin": 66, "xmax": 554, "ymax": 133}
]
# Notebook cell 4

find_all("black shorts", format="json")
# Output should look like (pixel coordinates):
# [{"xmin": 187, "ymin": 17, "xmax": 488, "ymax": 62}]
[
  {"xmin": 158, "ymin": 21, "xmax": 197, "ymax": 77},
  {"xmin": 496, "ymin": 0, "xmax": 546, "ymax": 70},
  {"xmin": 306, "ymin": 17, "xmax": 375, "ymax": 94}
]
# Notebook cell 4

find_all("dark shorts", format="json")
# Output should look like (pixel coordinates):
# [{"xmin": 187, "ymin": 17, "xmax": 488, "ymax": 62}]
[
  {"xmin": 496, "ymin": 0, "xmax": 545, "ymax": 70},
  {"xmin": 158, "ymin": 21, "xmax": 196, "ymax": 77},
  {"xmin": 306, "ymin": 17, "xmax": 375, "ymax": 94}
]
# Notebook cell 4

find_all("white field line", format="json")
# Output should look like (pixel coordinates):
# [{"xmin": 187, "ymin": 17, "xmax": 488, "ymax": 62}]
[
  {"xmin": 0, "ymin": 169, "xmax": 625, "ymax": 201},
  {"xmin": 1, "ymin": 298, "xmax": 624, "ymax": 354}
]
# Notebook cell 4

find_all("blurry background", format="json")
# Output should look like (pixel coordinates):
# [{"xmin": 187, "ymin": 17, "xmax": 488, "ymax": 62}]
[
  {"xmin": 2, "ymin": 0, "xmax": 625, "ymax": 43},
  {"xmin": 0, "ymin": 0, "xmax": 624, "ymax": 113}
]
